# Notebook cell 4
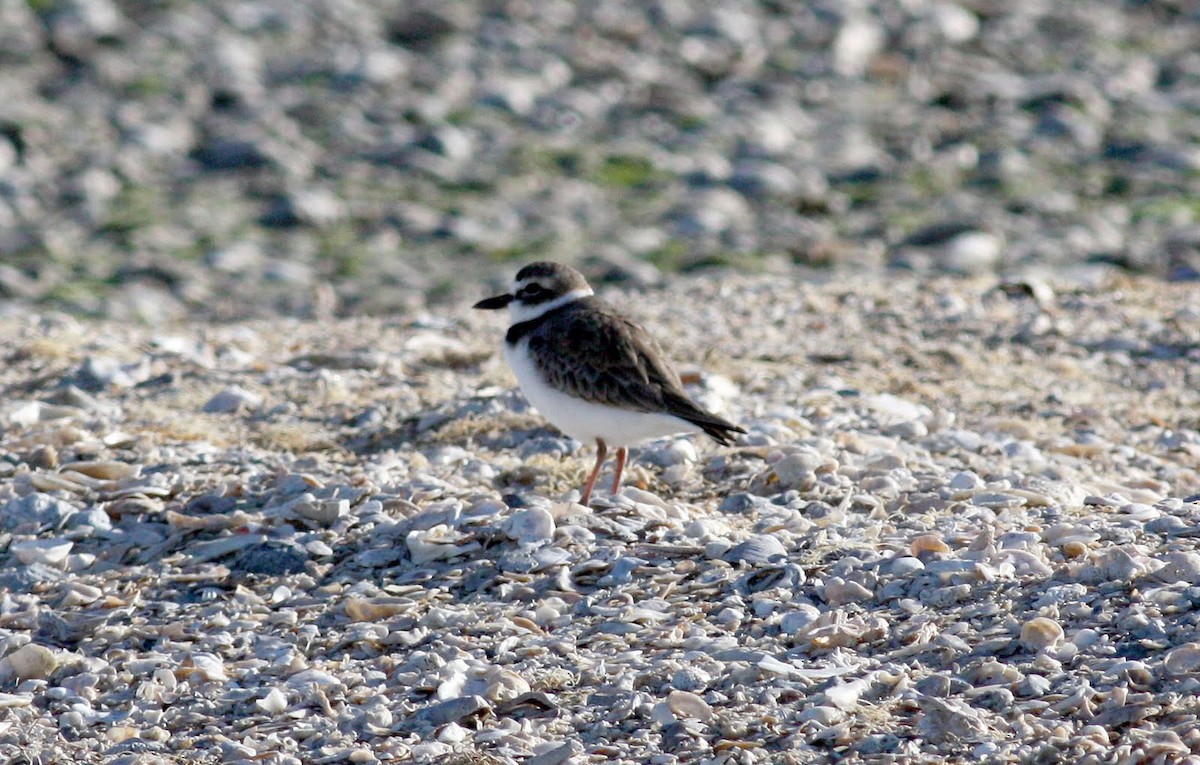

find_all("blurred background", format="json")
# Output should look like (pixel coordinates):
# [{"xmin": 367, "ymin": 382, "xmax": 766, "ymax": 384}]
[{"xmin": 0, "ymin": 0, "xmax": 1198, "ymax": 321}]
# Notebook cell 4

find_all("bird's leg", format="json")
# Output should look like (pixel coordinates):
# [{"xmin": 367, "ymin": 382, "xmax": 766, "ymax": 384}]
[
  {"xmin": 611, "ymin": 447, "xmax": 628, "ymax": 495},
  {"xmin": 580, "ymin": 438, "xmax": 608, "ymax": 506}
]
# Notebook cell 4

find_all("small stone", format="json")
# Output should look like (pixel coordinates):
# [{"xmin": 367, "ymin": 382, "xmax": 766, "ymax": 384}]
[
  {"xmin": 1062, "ymin": 541, "xmax": 1088, "ymax": 558},
  {"xmin": 1165, "ymin": 643, "xmax": 1200, "ymax": 675},
  {"xmin": 437, "ymin": 722, "xmax": 467, "ymax": 743},
  {"xmin": 780, "ymin": 606, "xmax": 821, "ymax": 634},
  {"xmin": 3, "ymin": 494, "xmax": 79, "ymax": 532},
  {"xmin": 291, "ymin": 498, "xmax": 348, "ymax": 526},
  {"xmin": 1157, "ymin": 551, "xmax": 1200, "ymax": 583},
  {"xmin": 724, "ymin": 534, "xmax": 786, "ymax": 565},
  {"xmin": 256, "ymin": 687, "xmax": 288, "ymax": 714},
  {"xmin": 773, "ymin": 452, "xmax": 819, "ymax": 489},
  {"xmin": 823, "ymin": 576, "xmax": 873, "ymax": 605},
  {"xmin": 344, "ymin": 598, "xmax": 411, "ymax": 622},
  {"xmin": 666, "ymin": 690, "xmax": 713, "ymax": 721},
  {"xmin": 61, "ymin": 460, "xmax": 139, "ymax": 480},
  {"xmin": 888, "ymin": 556, "xmax": 925, "ymax": 576},
  {"xmin": 524, "ymin": 743, "xmax": 578, "ymax": 765},
  {"xmin": 670, "ymin": 667, "xmax": 712, "ymax": 693},
  {"xmin": 506, "ymin": 507, "xmax": 555, "ymax": 545},
  {"xmin": 910, "ymin": 534, "xmax": 950, "ymax": 556},
  {"xmin": 1020, "ymin": 617, "xmax": 1064, "ymax": 651},
  {"xmin": 10, "ymin": 539, "xmax": 73, "ymax": 567},
  {"xmin": 3, "ymin": 644, "xmax": 58, "ymax": 680},
  {"xmin": 416, "ymin": 695, "xmax": 491, "ymax": 727},
  {"xmin": 202, "ymin": 386, "xmax": 263, "ymax": 413}
]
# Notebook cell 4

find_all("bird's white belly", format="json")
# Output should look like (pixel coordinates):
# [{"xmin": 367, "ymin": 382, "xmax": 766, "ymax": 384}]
[{"xmin": 504, "ymin": 340, "xmax": 698, "ymax": 447}]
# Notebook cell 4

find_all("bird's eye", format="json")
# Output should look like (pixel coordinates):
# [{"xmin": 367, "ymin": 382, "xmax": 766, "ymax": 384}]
[{"xmin": 518, "ymin": 284, "xmax": 546, "ymax": 300}]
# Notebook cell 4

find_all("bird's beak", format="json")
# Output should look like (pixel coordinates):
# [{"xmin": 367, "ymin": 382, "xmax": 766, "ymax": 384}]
[{"xmin": 473, "ymin": 293, "xmax": 513, "ymax": 310}]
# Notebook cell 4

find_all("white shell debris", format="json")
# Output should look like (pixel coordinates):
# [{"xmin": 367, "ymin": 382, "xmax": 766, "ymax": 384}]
[
  {"xmin": 202, "ymin": 386, "xmax": 264, "ymax": 413},
  {"xmin": 255, "ymin": 687, "xmax": 289, "ymax": 714},
  {"xmin": 406, "ymin": 524, "xmax": 481, "ymax": 564},
  {"xmin": 505, "ymin": 507, "xmax": 555, "ymax": 545},
  {"xmin": 0, "ymin": 644, "xmax": 59, "ymax": 681},
  {"xmin": 10, "ymin": 538, "xmax": 74, "ymax": 567},
  {"xmin": 0, "ymin": 274, "xmax": 1195, "ymax": 763},
  {"xmin": 666, "ymin": 690, "xmax": 713, "ymax": 721}
]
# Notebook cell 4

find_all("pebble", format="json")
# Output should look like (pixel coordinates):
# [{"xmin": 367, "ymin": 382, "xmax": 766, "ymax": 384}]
[
  {"xmin": 256, "ymin": 688, "xmax": 288, "ymax": 714},
  {"xmin": 724, "ymin": 534, "xmax": 786, "ymax": 565},
  {"xmin": 2, "ymin": 494, "xmax": 80, "ymax": 532},
  {"xmin": 0, "ymin": 230, "xmax": 1193, "ymax": 765},
  {"xmin": 910, "ymin": 534, "xmax": 950, "ymax": 556},
  {"xmin": 10, "ymin": 539, "xmax": 74, "ymax": 567},
  {"xmin": 506, "ymin": 507, "xmax": 556, "ymax": 545},
  {"xmin": 666, "ymin": 690, "xmax": 713, "ymax": 721},
  {"xmin": 202, "ymin": 387, "xmax": 264, "ymax": 414},
  {"xmin": 1021, "ymin": 617, "xmax": 1065, "ymax": 651},
  {"xmin": 2, "ymin": 644, "xmax": 58, "ymax": 681}
]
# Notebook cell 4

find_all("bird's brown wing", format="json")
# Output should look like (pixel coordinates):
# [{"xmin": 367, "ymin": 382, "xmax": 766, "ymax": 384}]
[{"xmin": 525, "ymin": 299, "xmax": 745, "ymax": 443}]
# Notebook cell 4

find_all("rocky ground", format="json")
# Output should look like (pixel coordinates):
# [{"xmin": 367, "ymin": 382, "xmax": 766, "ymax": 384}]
[
  {"xmin": 1, "ymin": 0, "xmax": 1200, "ymax": 320},
  {"xmin": 0, "ymin": 270, "xmax": 1199, "ymax": 763},
  {"xmin": 4, "ymin": 0, "xmax": 1200, "ymax": 763}
]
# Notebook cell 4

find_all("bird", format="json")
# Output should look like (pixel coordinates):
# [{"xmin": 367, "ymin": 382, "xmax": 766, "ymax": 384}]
[{"xmin": 474, "ymin": 261, "xmax": 745, "ymax": 505}]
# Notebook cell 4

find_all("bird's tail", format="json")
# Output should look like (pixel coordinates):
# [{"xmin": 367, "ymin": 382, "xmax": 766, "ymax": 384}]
[{"xmin": 666, "ymin": 393, "xmax": 746, "ymax": 446}]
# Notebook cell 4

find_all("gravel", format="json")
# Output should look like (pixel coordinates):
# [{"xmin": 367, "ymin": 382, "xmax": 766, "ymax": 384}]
[
  {"xmin": 0, "ymin": 271, "xmax": 1198, "ymax": 762},
  {"xmin": 2, "ymin": 0, "xmax": 1200, "ymax": 319},
  {"xmin": 4, "ymin": 1, "xmax": 1200, "ymax": 761}
]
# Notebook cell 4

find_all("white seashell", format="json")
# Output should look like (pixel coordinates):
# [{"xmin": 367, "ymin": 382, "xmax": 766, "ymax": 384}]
[
  {"xmin": 105, "ymin": 727, "xmax": 139, "ymax": 743},
  {"xmin": 256, "ymin": 687, "xmax": 289, "ymax": 714},
  {"xmin": 661, "ymin": 438, "xmax": 697, "ymax": 465},
  {"xmin": 3, "ymin": 644, "xmax": 58, "ymax": 680},
  {"xmin": 60, "ymin": 460, "xmax": 140, "ymax": 480},
  {"xmin": 437, "ymin": 722, "xmax": 468, "ymax": 743},
  {"xmin": 405, "ymin": 525, "xmax": 480, "ymax": 564},
  {"xmin": 1164, "ymin": 643, "xmax": 1200, "ymax": 675},
  {"xmin": 824, "ymin": 679, "xmax": 869, "ymax": 711},
  {"xmin": 202, "ymin": 386, "xmax": 263, "ymax": 413},
  {"xmin": 996, "ymin": 549, "xmax": 1054, "ymax": 577},
  {"xmin": 910, "ymin": 534, "xmax": 950, "ymax": 556},
  {"xmin": 166, "ymin": 509, "xmax": 256, "ymax": 531},
  {"xmin": 28, "ymin": 472, "xmax": 92, "ymax": 493},
  {"xmin": 1020, "ymin": 617, "xmax": 1064, "ymax": 651},
  {"xmin": 436, "ymin": 672, "xmax": 468, "ymax": 700},
  {"xmin": 484, "ymin": 668, "xmax": 531, "ymax": 702},
  {"xmin": 179, "ymin": 654, "xmax": 227, "ymax": 682},
  {"xmin": 11, "ymin": 538, "xmax": 73, "ymax": 567},
  {"xmin": 506, "ymin": 507, "xmax": 555, "ymax": 545},
  {"xmin": 59, "ymin": 583, "xmax": 103, "ymax": 608},
  {"xmin": 6, "ymin": 401, "xmax": 85, "ymax": 425},
  {"xmin": 650, "ymin": 701, "xmax": 676, "ymax": 726},
  {"xmin": 666, "ymin": 690, "xmax": 713, "ymax": 721},
  {"xmin": 102, "ymin": 431, "xmax": 138, "ymax": 448},
  {"xmin": 798, "ymin": 705, "xmax": 846, "ymax": 725},
  {"xmin": 0, "ymin": 693, "xmax": 34, "ymax": 708},
  {"xmin": 344, "ymin": 598, "xmax": 412, "ymax": 622},
  {"xmin": 823, "ymin": 576, "xmax": 873, "ymax": 606}
]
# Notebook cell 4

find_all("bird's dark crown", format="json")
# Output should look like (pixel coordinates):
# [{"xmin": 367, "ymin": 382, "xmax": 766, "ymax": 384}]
[{"xmin": 512, "ymin": 262, "xmax": 590, "ymax": 304}]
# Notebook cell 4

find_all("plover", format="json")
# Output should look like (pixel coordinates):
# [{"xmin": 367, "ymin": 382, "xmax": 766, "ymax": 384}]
[{"xmin": 475, "ymin": 261, "xmax": 745, "ymax": 505}]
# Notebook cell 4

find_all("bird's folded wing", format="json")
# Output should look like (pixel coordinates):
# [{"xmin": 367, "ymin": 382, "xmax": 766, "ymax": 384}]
[{"xmin": 527, "ymin": 306, "xmax": 684, "ymax": 413}]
